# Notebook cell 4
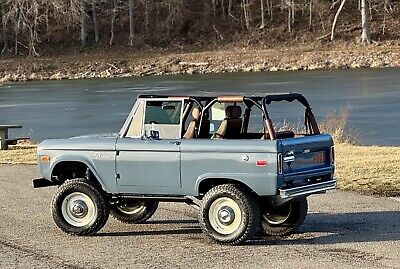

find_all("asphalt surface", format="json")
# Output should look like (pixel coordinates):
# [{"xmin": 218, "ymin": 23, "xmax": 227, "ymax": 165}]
[{"xmin": 0, "ymin": 164, "xmax": 399, "ymax": 269}]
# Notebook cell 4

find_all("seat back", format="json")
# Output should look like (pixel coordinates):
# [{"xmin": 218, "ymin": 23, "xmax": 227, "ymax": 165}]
[
  {"xmin": 214, "ymin": 105, "xmax": 242, "ymax": 139},
  {"xmin": 183, "ymin": 107, "xmax": 200, "ymax": 139}
]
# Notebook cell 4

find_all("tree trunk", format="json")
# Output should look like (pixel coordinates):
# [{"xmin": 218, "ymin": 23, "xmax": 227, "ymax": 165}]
[
  {"xmin": 308, "ymin": 0, "xmax": 312, "ymax": 30},
  {"xmin": 242, "ymin": 0, "xmax": 251, "ymax": 30},
  {"xmin": 129, "ymin": 0, "xmax": 134, "ymax": 46},
  {"xmin": 80, "ymin": 0, "xmax": 88, "ymax": 47},
  {"xmin": 260, "ymin": 0, "xmax": 265, "ymax": 29},
  {"xmin": 330, "ymin": 0, "xmax": 346, "ymax": 41},
  {"xmin": 360, "ymin": 0, "xmax": 371, "ymax": 44},
  {"xmin": 92, "ymin": 0, "xmax": 99, "ymax": 43},
  {"xmin": 1, "ymin": 1, "xmax": 8, "ymax": 54},
  {"xmin": 109, "ymin": 2, "xmax": 117, "ymax": 45}
]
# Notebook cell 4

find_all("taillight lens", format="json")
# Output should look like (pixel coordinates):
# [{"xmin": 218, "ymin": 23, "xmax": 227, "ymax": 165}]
[
  {"xmin": 330, "ymin": 146, "xmax": 335, "ymax": 165},
  {"xmin": 277, "ymin": 153, "xmax": 283, "ymax": 174}
]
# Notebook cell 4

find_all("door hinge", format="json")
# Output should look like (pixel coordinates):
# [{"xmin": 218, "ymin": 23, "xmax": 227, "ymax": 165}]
[
  {"xmin": 116, "ymin": 173, "xmax": 120, "ymax": 179},
  {"xmin": 116, "ymin": 150, "xmax": 120, "ymax": 156}
]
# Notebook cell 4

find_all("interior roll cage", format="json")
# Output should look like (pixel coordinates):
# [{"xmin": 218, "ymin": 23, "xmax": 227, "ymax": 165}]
[{"xmin": 137, "ymin": 93, "xmax": 320, "ymax": 140}]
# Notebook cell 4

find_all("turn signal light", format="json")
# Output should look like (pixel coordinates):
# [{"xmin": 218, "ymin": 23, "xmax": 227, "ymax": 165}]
[{"xmin": 40, "ymin": 155, "xmax": 50, "ymax": 162}]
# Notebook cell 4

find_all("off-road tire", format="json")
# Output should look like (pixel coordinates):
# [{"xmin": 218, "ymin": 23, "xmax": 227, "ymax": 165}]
[
  {"xmin": 52, "ymin": 178, "xmax": 109, "ymax": 236},
  {"xmin": 260, "ymin": 197, "xmax": 308, "ymax": 236},
  {"xmin": 110, "ymin": 201, "xmax": 159, "ymax": 224},
  {"xmin": 200, "ymin": 184, "xmax": 260, "ymax": 245}
]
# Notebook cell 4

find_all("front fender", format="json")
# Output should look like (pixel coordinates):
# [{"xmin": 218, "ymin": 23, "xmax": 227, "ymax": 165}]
[{"xmin": 39, "ymin": 150, "xmax": 116, "ymax": 193}]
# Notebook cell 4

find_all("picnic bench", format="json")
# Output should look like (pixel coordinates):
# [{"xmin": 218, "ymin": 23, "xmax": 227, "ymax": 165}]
[{"xmin": 0, "ymin": 125, "xmax": 30, "ymax": 150}]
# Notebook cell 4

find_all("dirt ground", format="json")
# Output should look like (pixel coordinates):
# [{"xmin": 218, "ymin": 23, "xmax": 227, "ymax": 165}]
[{"xmin": 0, "ymin": 164, "xmax": 399, "ymax": 269}]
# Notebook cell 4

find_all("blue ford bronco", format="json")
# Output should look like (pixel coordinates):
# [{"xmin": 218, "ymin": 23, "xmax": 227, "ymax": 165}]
[{"xmin": 33, "ymin": 93, "xmax": 335, "ymax": 245}]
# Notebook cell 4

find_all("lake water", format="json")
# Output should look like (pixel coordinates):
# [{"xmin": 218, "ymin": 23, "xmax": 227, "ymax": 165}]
[{"xmin": 0, "ymin": 68, "xmax": 399, "ymax": 146}]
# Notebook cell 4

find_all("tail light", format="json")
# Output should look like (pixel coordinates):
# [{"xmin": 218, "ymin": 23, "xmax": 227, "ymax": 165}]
[
  {"xmin": 277, "ymin": 153, "xmax": 283, "ymax": 174},
  {"xmin": 330, "ymin": 146, "xmax": 335, "ymax": 165}
]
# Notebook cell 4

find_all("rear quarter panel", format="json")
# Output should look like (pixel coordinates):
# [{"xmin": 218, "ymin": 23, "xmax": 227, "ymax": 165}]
[{"xmin": 180, "ymin": 139, "xmax": 279, "ymax": 196}]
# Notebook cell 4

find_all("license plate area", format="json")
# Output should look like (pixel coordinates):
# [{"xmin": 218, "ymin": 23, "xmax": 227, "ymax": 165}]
[{"xmin": 313, "ymin": 151, "xmax": 325, "ymax": 164}]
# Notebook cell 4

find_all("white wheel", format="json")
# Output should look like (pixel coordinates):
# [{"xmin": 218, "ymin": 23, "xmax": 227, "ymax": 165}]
[
  {"xmin": 262, "ymin": 203, "xmax": 292, "ymax": 225},
  {"xmin": 116, "ymin": 202, "xmax": 146, "ymax": 216},
  {"xmin": 200, "ymin": 184, "xmax": 260, "ymax": 245},
  {"xmin": 208, "ymin": 197, "xmax": 242, "ymax": 235},
  {"xmin": 110, "ymin": 201, "xmax": 159, "ymax": 224},
  {"xmin": 52, "ymin": 179, "xmax": 109, "ymax": 235},
  {"xmin": 61, "ymin": 192, "xmax": 98, "ymax": 227}
]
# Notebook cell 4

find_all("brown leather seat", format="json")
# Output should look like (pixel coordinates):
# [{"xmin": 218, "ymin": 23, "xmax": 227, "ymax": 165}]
[
  {"xmin": 183, "ymin": 107, "xmax": 200, "ymax": 139},
  {"xmin": 183, "ymin": 107, "xmax": 211, "ymax": 139},
  {"xmin": 214, "ymin": 105, "xmax": 242, "ymax": 139}
]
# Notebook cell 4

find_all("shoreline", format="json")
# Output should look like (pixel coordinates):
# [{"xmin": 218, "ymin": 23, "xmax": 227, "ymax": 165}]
[{"xmin": 1, "ymin": 44, "xmax": 400, "ymax": 83}]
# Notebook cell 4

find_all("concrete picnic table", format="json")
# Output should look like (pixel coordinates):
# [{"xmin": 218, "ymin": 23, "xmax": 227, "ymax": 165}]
[{"xmin": 0, "ymin": 125, "xmax": 22, "ymax": 150}]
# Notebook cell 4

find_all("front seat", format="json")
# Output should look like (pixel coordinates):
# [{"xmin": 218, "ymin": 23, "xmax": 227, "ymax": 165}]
[
  {"xmin": 214, "ymin": 105, "xmax": 242, "ymax": 139},
  {"xmin": 183, "ymin": 107, "xmax": 201, "ymax": 139}
]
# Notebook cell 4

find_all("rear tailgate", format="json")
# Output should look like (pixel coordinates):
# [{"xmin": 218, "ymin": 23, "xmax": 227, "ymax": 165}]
[{"xmin": 277, "ymin": 134, "xmax": 335, "ymax": 198}]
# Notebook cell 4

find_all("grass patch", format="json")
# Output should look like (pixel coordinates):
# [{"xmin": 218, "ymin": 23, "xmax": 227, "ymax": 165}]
[
  {"xmin": 0, "ymin": 145, "xmax": 36, "ymax": 165},
  {"xmin": 335, "ymin": 144, "xmax": 400, "ymax": 197}
]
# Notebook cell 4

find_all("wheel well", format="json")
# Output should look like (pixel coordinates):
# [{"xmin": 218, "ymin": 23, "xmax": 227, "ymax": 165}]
[
  {"xmin": 51, "ymin": 161, "xmax": 97, "ymax": 185},
  {"xmin": 198, "ymin": 178, "xmax": 255, "ymax": 197}
]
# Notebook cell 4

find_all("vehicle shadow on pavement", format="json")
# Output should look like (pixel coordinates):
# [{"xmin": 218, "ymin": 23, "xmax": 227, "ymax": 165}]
[
  {"xmin": 251, "ymin": 211, "xmax": 400, "ymax": 246},
  {"xmin": 145, "ymin": 219, "xmax": 198, "ymax": 225},
  {"xmin": 97, "ymin": 227, "xmax": 202, "ymax": 237}
]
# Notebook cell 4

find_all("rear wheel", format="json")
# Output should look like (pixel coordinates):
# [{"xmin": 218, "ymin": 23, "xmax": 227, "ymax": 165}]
[
  {"xmin": 260, "ymin": 197, "xmax": 308, "ymax": 236},
  {"xmin": 200, "ymin": 184, "xmax": 260, "ymax": 245},
  {"xmin": 110, "ymin": 201, "xmax": 158, "ymax": 224},
  {"xmin": 52, "ymin": 179, "xmax": 109, "ymax": 235}
]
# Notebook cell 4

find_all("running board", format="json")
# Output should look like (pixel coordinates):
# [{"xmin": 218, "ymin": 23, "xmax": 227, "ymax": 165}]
[{"xmin": 114, "ymin": 194, "xmax": 201, "ymax": 207}]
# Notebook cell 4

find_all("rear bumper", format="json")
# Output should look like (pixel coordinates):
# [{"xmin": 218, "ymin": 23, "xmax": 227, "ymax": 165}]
[
  {"xmin": 33, "ymin": 178, "xmax": 57, "ymax": 188},
  {"xmin": 279, "ymin": 179, "xmax": 336, "ymax": 199}
]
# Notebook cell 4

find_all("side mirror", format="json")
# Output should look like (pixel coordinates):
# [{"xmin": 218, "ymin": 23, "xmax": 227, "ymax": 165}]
[
  {"xmin": 209, "ymin": 123, "xmax": 215, "ymax": 133},
  {"xmin": 150, "ymin": 130, "xmax": 160, "ymax": 140}
]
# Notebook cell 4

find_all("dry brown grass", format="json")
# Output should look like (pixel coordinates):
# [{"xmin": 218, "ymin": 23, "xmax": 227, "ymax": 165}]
[
  {"xmin": 1, "ymin": 141, "xmax": 399, "ymax": 197},
  {"xmin": 0, "ymin": 145, "xmax": 37, "ymax": 165},
  {"xmin": 335, "ymin": 144, "xmax": 400, "ymax": 197}
]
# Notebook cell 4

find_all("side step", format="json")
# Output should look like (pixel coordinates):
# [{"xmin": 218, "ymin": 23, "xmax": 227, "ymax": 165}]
[{"xmin": 113, "ymin": 194, "xmax": 201, "ymax": 208}]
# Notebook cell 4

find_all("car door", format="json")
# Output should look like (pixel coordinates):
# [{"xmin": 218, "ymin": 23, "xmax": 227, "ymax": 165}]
[{"xmin": 115, "ymin": 99, "xmax": 183, "ymax": 194}]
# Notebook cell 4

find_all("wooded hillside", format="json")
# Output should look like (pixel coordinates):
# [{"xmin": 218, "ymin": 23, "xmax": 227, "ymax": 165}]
[{"xmin": 0, "ymin": 0, "xmax": 399, "ymax": 56}]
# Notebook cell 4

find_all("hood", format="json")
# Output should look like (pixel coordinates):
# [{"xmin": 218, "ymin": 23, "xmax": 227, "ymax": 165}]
[
  {"xmin": 68, "ymin": 133, "xmax": 118, "ymax": 139},
  {"xmin": 38, "ymin": 133, "xmax": 118, "ymax": 151}
]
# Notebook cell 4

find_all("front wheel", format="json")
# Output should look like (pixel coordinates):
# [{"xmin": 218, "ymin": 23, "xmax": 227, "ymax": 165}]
[
  {"xmin": 110, "ymin": 201, "xmax": 158, "ymax": 224},
  {"xmin": 260, "ymin": 197, "xmax": 308, "ymax": 236},
  {"xmin": 200, "ymin": 184, "xmax": 260, "ymax": 245},
  {"xmin": 52, "ymin": 179, "xmax": 110, "ymax": 235}
]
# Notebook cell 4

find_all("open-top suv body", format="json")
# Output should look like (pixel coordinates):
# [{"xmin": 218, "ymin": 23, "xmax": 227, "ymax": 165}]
[{"xmin": 34, "ymin": 93, "xmax": 335, "ymax": 245}]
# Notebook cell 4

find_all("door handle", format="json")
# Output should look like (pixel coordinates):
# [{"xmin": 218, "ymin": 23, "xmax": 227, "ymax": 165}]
[{"xmin": 169, "ymin": 141, "xmax": 181, "ymax": 145}]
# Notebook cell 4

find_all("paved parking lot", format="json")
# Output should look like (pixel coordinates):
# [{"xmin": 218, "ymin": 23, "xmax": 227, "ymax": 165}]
[{"xmin": 0, "ymin": 164, "xmax": 399, "ymax": 269}]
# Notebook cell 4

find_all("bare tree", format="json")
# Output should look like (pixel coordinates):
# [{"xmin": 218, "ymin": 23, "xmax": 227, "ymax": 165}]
[
  {"xmin": 1, "ymin": 0, "xmax": 8, "ymax": 54},
  {"xmin": 128, "ymin": 0, "xmax": 134, "ymax": 46},
  {"xmin": 92, "ymin": 0, "xmax": 99, "ymax": 43},
  {"xmin": 260, "ymin": 0, "xmax": 265, "ymax": 29},
  {"xmin": 330, "ymin": 0, "xmax": 346, "ymax": 41},
  {"xmin": 80, "ymin": 0, "xmax": 88, "ymax": 47},
  {"xmin": 360, "ymin": 0, "xmax": 371, "ymax": 44},
  {"xmin": 242, "ymin": 0, "xmax": 251, "ymax": 30}
]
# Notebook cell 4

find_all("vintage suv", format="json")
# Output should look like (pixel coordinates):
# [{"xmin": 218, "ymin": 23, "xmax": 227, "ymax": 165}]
[{"xmin": 33, "ymin": 93, "xmax": 335, "ymax": 245}]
